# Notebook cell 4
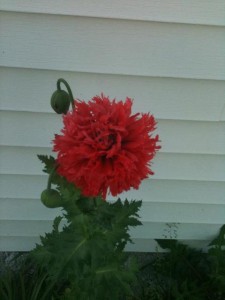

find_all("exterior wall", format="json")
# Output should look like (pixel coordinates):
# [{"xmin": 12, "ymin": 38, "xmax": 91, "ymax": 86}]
[{"xmin": 0, "ymin": 0, "xmax": 225, "ymax": 251}]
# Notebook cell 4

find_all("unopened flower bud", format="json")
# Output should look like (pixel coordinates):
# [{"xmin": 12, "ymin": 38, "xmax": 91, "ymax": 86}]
[
  {"xmin": 41, "ymin": 189, "xmax": 62, "ymax": 208},
  {"xmin": 51, "ymin": 90, "xmax": 70, "ymax": 114}
]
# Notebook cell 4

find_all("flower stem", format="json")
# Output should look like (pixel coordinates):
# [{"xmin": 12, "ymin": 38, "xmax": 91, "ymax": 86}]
[
  {"xmin": 73, "ymin": 238, "xmax": 87, "ymax": 254},
  {"xmin": 57, "ymin": 78, "xmax": 75, "ymax": 110},
  {"xmin": 96, "ymin": 268, "xmax": 117, "ymax": 274},
  {"xmin": 55, "ymin": 238, "xmax": 87, "ymax": 281},
  {"xmin": 47, "ymin": 167, "xmax": 56, "ymax": 190}
]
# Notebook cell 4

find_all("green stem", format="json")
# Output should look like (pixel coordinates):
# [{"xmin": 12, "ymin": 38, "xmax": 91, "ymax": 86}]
[
  {"xmin": 72, "ymin": 238, "xmax": 87, "ymax": 255},
  {"xmin": 96, "ymin": 268, "xmax": 117, "ymax": 275},
  {"xmin": 41, "ymin": 239, "xmax": 87, "ymax": 299},
  {"xmin": 62, "ymin": 238, "xmax": 87, "ymax": 271},
  {"xmin": 57, "ymin": 78, "xmax": 75, "ymax": 110},
  {"xmin": 47, "ymin": 167, "xmax": 56, "ymax": 190}
]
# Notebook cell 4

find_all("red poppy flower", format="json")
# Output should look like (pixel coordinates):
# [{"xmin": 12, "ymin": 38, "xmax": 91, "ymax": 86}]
[{"xmin": 53, "ymin": 94, "xmax": 160, "ymax": 199}]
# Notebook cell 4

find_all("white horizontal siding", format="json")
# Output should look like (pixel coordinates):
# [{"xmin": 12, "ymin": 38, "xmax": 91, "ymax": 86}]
[
  {"xmin": 0, "ymin": 5, "xmax": 224, "ymax": 252},
  {"xmin": 1, "ymin": 198, "xmax": 224, "ymax": 225},
  {"xmin": 1, "ymin": 12, "xmax": 225, "ymax": 80},
  {"xmin": 0, "ymin": 220, "xmax": 223, "ymax": 251},
  {"xmin": 127, "ymin": 239, "xmax": 213, "ymax": 252},
  {"xmin": 1, "ymin": 198, "xmax": 224, "ymax": 252},
  {"xmin": 0, "ymin": 237, "xmax": 40, "ymax": 252},
  {"xmin": 1, "ymin": 220, "xmax": 222, "ymax": 241},
  {"xmin": 1, "ymin": 0, "xmax": 225, "ymax": 26},
  {"xmin": 1, "ymin": 67, "xmax": 225, "ymax": 121},
  {"xmin": 1, "ymin": 175, "xmax": 225, "ymax": 205},
  {"xmin": 1, "ymin": 146, "xmax": 225, "ymax": 182},
  {"xmin": 1, "ymin": 111, "xmax": 225, "ymax": 155},
  {"xmin": 0, "ymin": 236, "xmax": 212, "ymax": 252}
]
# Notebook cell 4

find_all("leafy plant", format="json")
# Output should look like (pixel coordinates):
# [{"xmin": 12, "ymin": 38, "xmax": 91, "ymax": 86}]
[
  {"xmin": 1, "ymin": 78, "xmax": 161, "ymax": 299},
  {"xmin": 0, "ymin": 259, "xmax": 53, "ymax": 300},
  {"xmin": 207, "ymin": 224, "xmax": 225, "ymax": 298},
  {"xmin": 1, "ymin": 225, "xmax": 225, "ymax": 299},
  {"xmin": 3, "ymin": 78, "xmax": 224, "ymax": 299},
  {"xmin": 132, "ymin": 226, "xmax": 225, "ymax": 300},
  {"xmin": 25, "ymin": 155, "xmax": 142, "ymax": 300}
]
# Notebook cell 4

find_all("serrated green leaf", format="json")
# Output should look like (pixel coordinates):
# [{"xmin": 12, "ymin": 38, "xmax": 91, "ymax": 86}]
[
  {"xmin": 29, "ymin": 195, "xmax": 141, "ymax": 299},
  {"xmin": 208, "ymin": 224, "xmax": 225, "ymax": 247},
  {"xmin": 37, "ymin": 155, "xmax": 56, "ymax": 174},
  {"xmin": 52, "ymin": 216, "xmax": 63, "ymax": 233},
  {"xmin": 155, "ymin": 239, "xmax": 178, "ymax": 250}
]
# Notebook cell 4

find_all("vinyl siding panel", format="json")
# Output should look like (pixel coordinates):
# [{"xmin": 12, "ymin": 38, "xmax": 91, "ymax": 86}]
[
  {"xmin": 1, "ymin": 12, "xmax": 225, "ymax": 80},
  {"xmin": 0, "ymin": 3, "xmax": 224, "ymax": 252},
  {"xmin": 1, "ymin": 0, "xmax": 225, "ymax": 26},
  {"xmin": 1, "ymin": 111, "xmax": 225, "ymax": 155},
  {"xmin": 1, "ymin": 199, "xmax": 224, "ymax": 224},
  {"xmin": 1, "ymin": 68, "xmax": 225, "ymax": 121},
  {"xmin": 0, "ymin": 236, "xmax": 212, "ymax": 252},
  {"xmin": 1, "ymin": 146, "xmax": 225, "ymax": 182},
  {"xmin": 1, "ymin": 175, "xmax": 225, "ymax": 205},
  {"xmin": 1, "ymin": 221, "xmax": 222, "ymax": 241}
]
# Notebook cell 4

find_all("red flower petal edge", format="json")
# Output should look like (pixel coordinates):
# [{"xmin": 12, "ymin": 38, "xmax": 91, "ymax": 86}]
[{"xmin": 53, "ymin": 94, "xmax": 161, "ymax": 199}]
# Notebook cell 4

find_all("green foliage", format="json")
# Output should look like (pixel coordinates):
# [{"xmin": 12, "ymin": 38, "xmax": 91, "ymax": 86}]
[
  {"xmin": 0, "ymin": 259, "xmax": 53, "ymax": 300},
  {"xmin": 38, "ymin": 155, "xmax": 56, "ymax": 174},
  {"xmin": 26, "ymin": 155, "xmax": 142, "ymax": 299},
  {"xmin": 51, "ymin": 89, "xmax": 70, "ymax": 114},
  {"xmin": 1, "ymin": 224, "xmax": 225, "ymax": 299},
  {"xmin": 29, "ymin": 197, "xmax": 141, "ymax": 299},
  {"xmin": 208, "ymin": 224, "xmax": 225, "ymax": 296},
  {"xmin": 38, "ymin": 154, "xmax": 65, "ymax": 188},
  {"xmin": 1, "ymin": 156, "xmax": 224, "ymax": 299},
  {"xmin": 1, "ymin": 155, "xmax": 142, "ymax": 299},
  {"xmin": 131, "ymin": 227, "xmax": 225, "ymax": 300}
]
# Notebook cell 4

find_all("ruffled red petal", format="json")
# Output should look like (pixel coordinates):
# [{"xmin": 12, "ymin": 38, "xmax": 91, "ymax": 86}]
[{"xmin": 53, "ymin": 94, "xmax": 160, "ymax": 199}]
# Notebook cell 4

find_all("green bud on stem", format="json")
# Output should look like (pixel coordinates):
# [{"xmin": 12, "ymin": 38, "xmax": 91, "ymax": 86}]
[
  {"xmin": 41, "ymin": 189, "xmax": 62, "ymax": 208},
  {"xmin": 50, "ymin": 78, "xmax": 75, "ymax": 114},
  {"xmin": 51, "ymin": 90, "xmax": 70, "ymax": 114}
]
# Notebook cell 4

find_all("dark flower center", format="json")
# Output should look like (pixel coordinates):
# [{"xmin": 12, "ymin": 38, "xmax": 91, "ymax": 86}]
[{"xmin": 97, "ymin": 132, "xmax": 116, "ymax": 150}]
